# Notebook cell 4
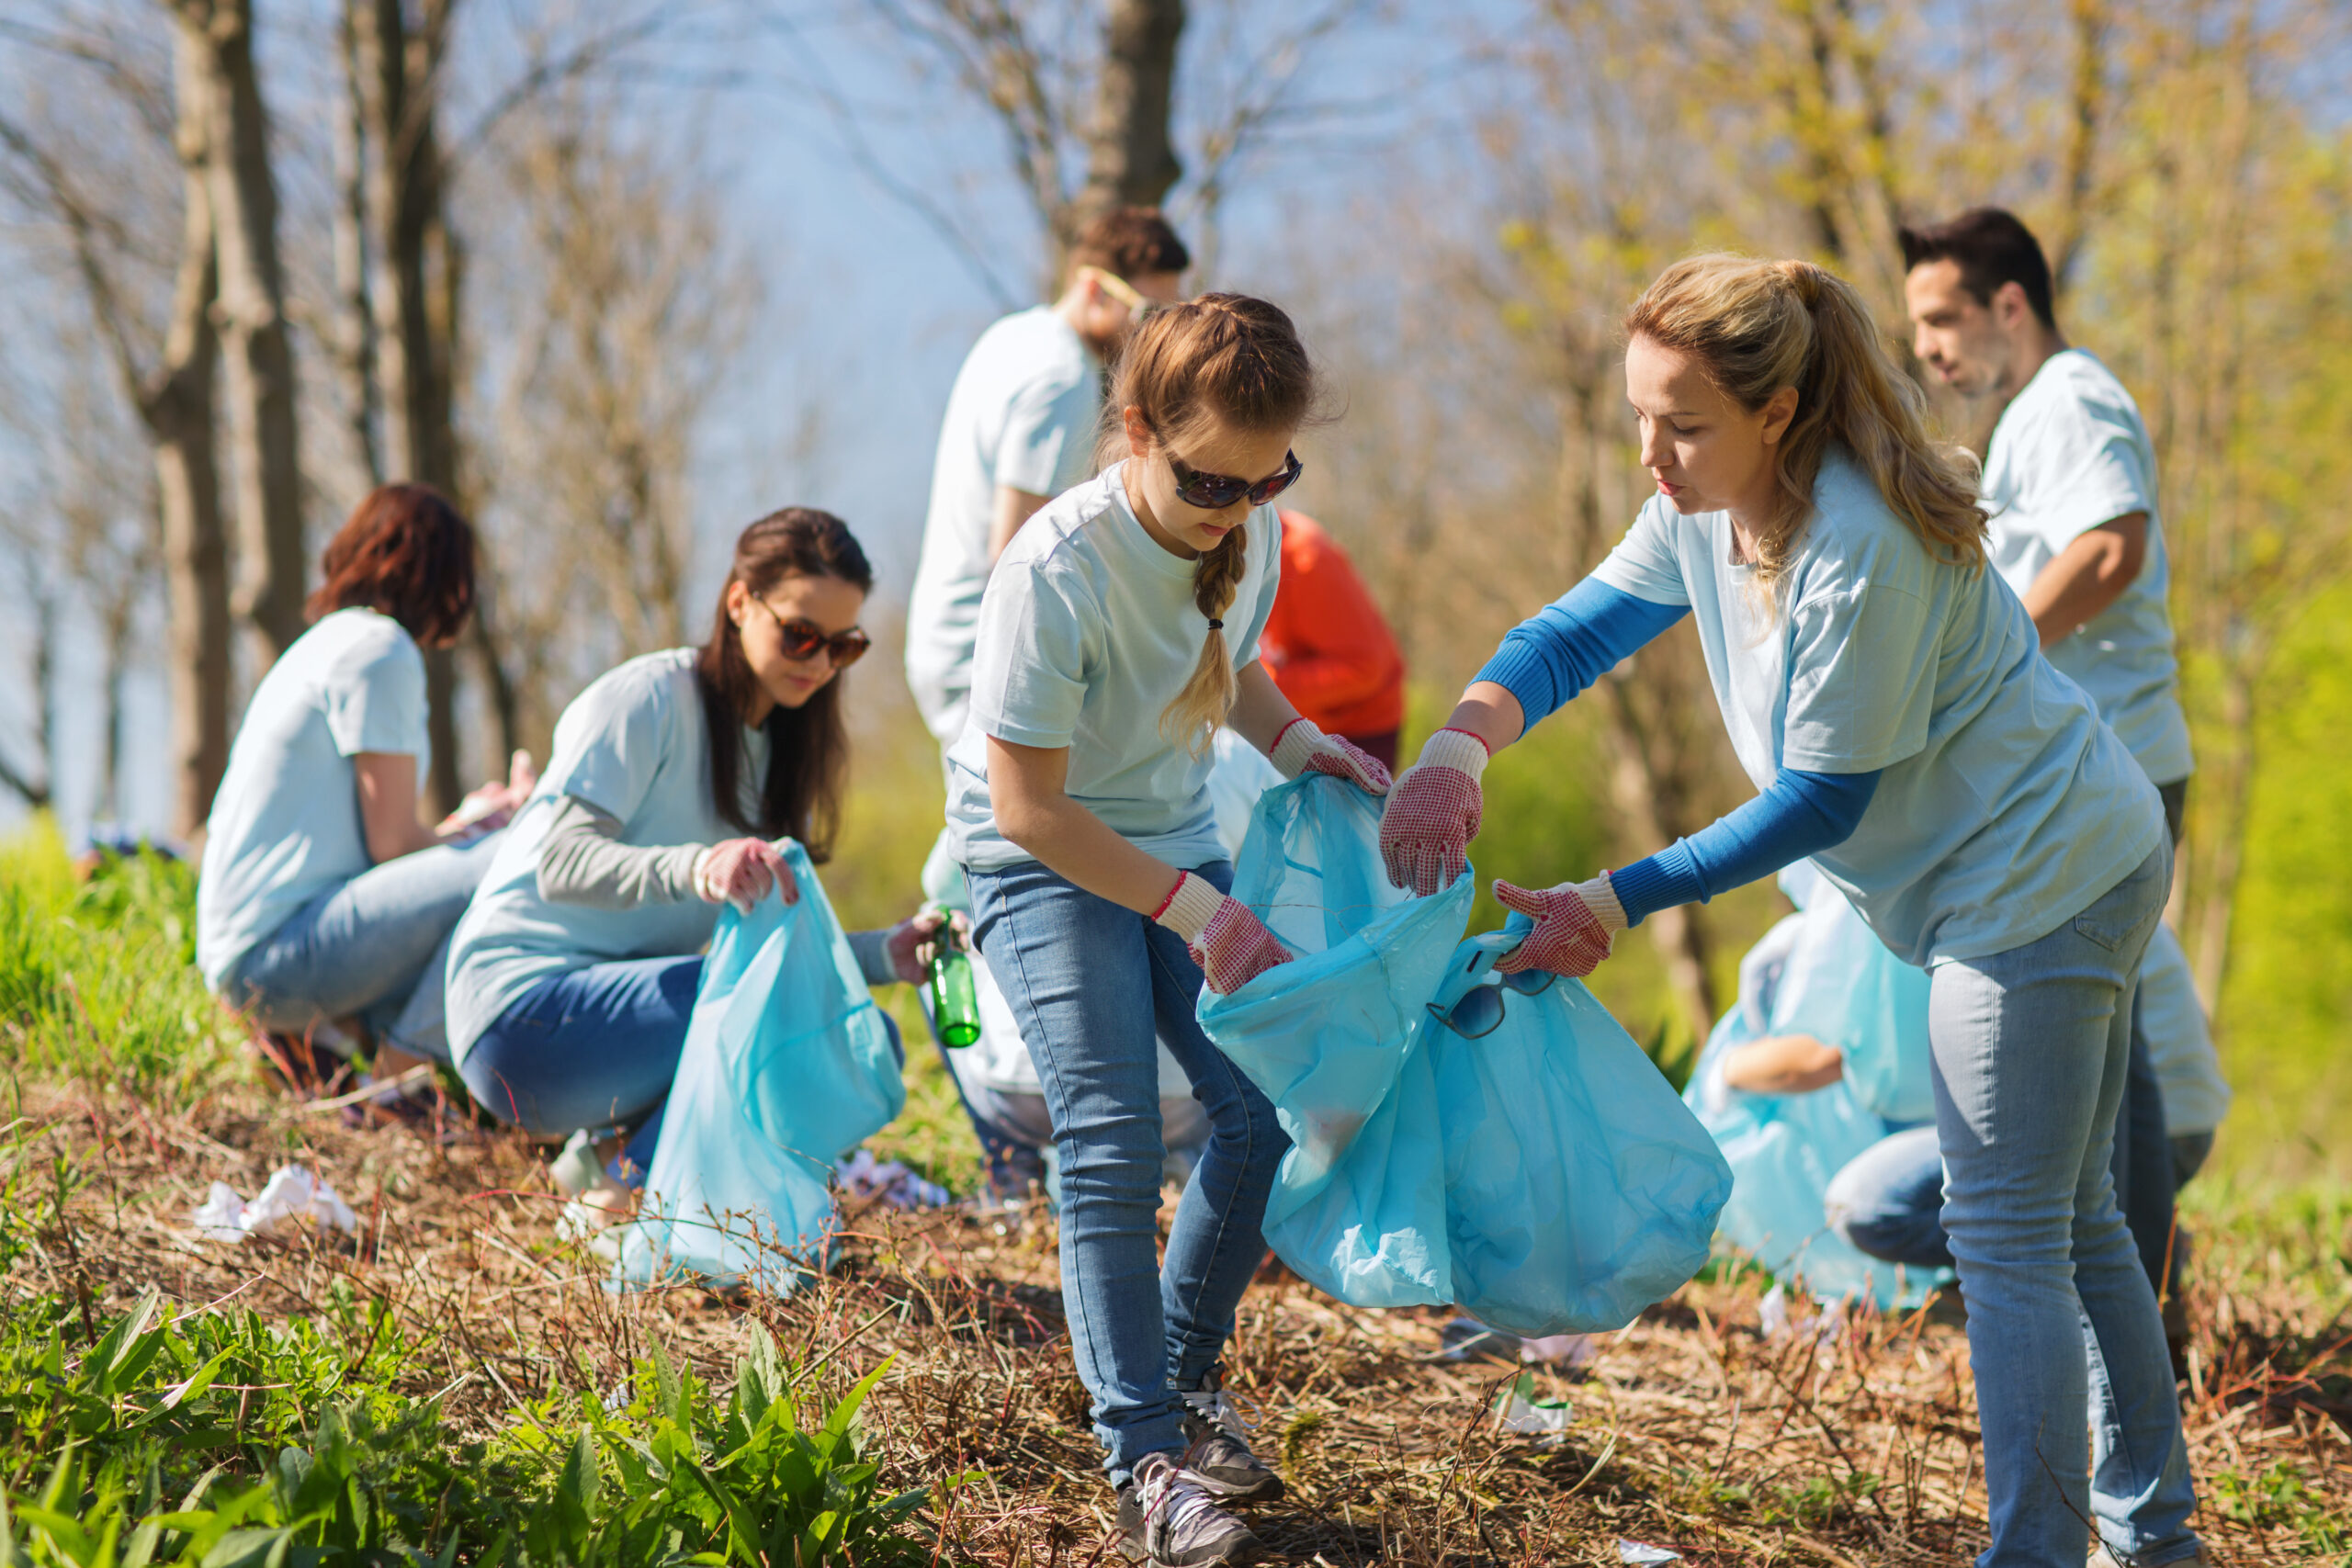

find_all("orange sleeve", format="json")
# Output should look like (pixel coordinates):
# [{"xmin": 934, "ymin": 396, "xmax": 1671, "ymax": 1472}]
[{"xmin": 1261, "ymin": 513, "xmax": 1406, "ymax": 734}]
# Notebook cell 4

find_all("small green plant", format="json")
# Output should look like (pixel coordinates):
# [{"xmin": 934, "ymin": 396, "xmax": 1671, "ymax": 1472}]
[{"xmin": 2211, "ymin": 1460, "xmax": 2351, "ymax": 1560}]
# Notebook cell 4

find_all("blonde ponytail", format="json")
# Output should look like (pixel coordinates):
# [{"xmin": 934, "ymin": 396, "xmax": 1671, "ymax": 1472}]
[
  {"xmin": 1625, "ymin": 254, "xmax": 1987, "ymax": 606},
  {"xmin": 1108, "ymin": 293, "xmax": 1324, "ymax": 758}
]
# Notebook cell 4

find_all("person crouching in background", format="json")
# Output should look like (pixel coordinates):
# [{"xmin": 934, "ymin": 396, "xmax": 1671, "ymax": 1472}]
[{"xmin": 198, "ymin": 484, "xmax": 532, "ymax": 1086}]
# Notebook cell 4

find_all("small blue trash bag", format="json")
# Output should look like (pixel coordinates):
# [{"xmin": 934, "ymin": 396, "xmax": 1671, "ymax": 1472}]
[
  {"xmin": 616, "ymin": 840, "xmax": 905, "ymax": 1292},
  {"xmin": 1770, "ymin": 863, "xmax": 1934, "ymax": 1124},
  {"xmin": 1199, "ymin": 775, "xmax": 1733, "ymax": 1336}
]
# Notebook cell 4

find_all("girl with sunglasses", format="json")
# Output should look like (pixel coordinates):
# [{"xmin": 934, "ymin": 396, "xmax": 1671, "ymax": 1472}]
[
  {"xmin": 946, "ymin": 294, "xmax": 1387, "ymax": 1566},
  {"xmin": 443, "ymin": 510, "xmax": 946, "ymax": 1179},
  {"xmin": 1381, "ymin": 256, "xmax": 2200, "ymax": 1568}
]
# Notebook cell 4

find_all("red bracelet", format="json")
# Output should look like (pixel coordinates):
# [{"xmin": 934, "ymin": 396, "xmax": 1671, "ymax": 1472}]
[{"xmin": 1148, "ymin": 874, "xmax": 1187, "ymax": 922}]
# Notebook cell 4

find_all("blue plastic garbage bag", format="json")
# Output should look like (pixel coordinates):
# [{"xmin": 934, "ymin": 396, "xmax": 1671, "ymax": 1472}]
[
  {"xmin": 1200, "ymin": 775, "xmax": 1732, "ymax": 1335},
  {"xmin": 1770, "ymin": 864, "xmax": 1934, "ymax": 1124},
  {"xmin": 1683, "ymin": 919, "xmax": 1947, "ymax": 1310},
  {"xmin": 616, "ymin": 841, "xmax": 905, "ymax": 1291}
]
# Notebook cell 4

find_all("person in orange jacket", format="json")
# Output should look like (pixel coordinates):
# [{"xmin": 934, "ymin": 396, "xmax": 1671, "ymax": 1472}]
[{"xmin": 1261, "ymin": 512, "xmax": 1407, "ymax": 770}]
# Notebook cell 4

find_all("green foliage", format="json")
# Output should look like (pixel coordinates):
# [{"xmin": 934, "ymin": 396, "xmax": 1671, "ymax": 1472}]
[
  {"xmin": 2211, "ymin": 1461, "xmax": 2349, "ymax": 1561},
  {"xmin": 0, "ymin": 1283, "xmax": 954, "ymax": 1566},
  {"xmin": 2220, "ymin": 584, "xmax": 2352, "ymax": 1180},
  {"xmin": 0, "ymin": 829, "xmax": 243, "ymax": 1100}
]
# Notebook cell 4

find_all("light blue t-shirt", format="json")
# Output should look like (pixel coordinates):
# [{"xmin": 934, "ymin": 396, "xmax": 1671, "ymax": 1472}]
[
  {"xmin": 945, "ymin": 465, "xmax": 1282, "ymax": 873},
  {"xmin": 1590, "ymin": 451, "xmax": 2162, "ymax": 967},
  {"xmin": 197, "ymin": 609, "xmax": 428, "ymax": 990},
  {"xmin": 1982, "ymin": 348, "xmax": 2193, "ymax": 785},
  {"xmin": 443, "ymin": 649, "xmax": 768, "ymax": 1063},
  {"xmin": 905, "ymin": 305, "xmax": 1103, "ymax": 742}
]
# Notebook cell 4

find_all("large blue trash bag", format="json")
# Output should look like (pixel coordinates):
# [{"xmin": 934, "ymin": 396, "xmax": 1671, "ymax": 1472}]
[
  {"xmin": 1206, "ymin": 774, "xmax": 1475, "ymax": 1308},
  {"xmin": 1200, "ymin": 775, "xmax": 1732, "ymax": 1335},
  {"xmin": 1428, "ymin": 924, "xmax": 1734, "ymax": 1335},
  {"xmin": 1770, "ymin": 863, "xmax": 1934, "ymax": 1124},
  {"xmin": 616, "ymin": 840, "xmax": 905, "ymax": 1292}
]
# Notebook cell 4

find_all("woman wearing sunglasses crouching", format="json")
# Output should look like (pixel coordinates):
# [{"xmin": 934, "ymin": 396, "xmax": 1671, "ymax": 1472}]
[
  {"xmin": 949, "ymin": 294, "xmax": 1388, "ymax": 1568},
  {"xmin": 441, "ymin": 510, "xmax": 946, "ymax": 1178},
  {"xmin": 1382, "ymin": 256, "xmax": 2199, "ymax": 1568}
]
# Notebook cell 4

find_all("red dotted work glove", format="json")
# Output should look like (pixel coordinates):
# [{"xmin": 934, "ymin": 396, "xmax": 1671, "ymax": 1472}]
[
  {"xmin": 1378, "ymin": 728, "xmax": 1488, "ymax": 896},
  {"xmin": 1270, "ymin": 717, "xmax": 1393, "ymax": 796},
  {"xmin": 1154, "ymin": 871, "xmax": 1294, "ymax": 996},
  {"xmin": 1493, "ymin": 873, "xmax": 1626, "ymax": 978}
]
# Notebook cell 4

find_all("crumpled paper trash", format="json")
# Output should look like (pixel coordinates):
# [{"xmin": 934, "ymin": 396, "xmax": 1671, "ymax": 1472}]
[
  {"xmin": 835, "ymin": 1149, "xmax": 950, "ymax": 1210},
  {"xmin": 193, "ymin": 1166, "xmax": 358, "ymax": 1242},
  {"xmin": 1618, "ymin": 1542, "xmax": 1682, "ymax": 1564}
]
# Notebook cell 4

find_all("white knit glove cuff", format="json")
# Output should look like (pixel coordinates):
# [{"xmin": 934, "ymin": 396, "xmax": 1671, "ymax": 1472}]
[
  {"xmin": 690, "ymin": 845, "xmax": 721, "ymax": 903},
  {"xmin": 1416, "ymin": 728, "xmax": 1490, "ymax": 781},
  {"xmin": 1269, "ymin": 717, "xmax": 1328, "ymax": 780},
  {"xmin": 1575, "ymin": 871, "xmax": 1627, "ymax": 932},
  {"xmin": 1153, "ymin": 871, "xmax": 1226, "ymax": 945}
]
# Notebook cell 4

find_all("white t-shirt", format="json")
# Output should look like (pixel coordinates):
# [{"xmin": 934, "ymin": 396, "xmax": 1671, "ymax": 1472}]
[
  {"xmin": 197, "ymin": 609, "xmax": 428, "ymax": 989},
  {"xmin": 1982, "ymin": 349, "xmax": 2193, "ymax": 785},
  {"xmin": 1591, "ymin": 450, "xmax": 2162, "ymax": 967},
  {"xmin": 944, "ymin": 465, "xmax": 1283, "ymax": 873},
  {"xmin": 444, "ymin": 649, "xmax": 767, "ymax": 1062},
  {"xmin": 905, "ymin": 306, "xmax": 1102, "ymax": 743}
]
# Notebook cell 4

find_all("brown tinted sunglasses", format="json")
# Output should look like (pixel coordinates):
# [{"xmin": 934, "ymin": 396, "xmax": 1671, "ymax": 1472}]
[{"xmin": 752, "ymin": 598, "xmax": 870, "ymax": 667}]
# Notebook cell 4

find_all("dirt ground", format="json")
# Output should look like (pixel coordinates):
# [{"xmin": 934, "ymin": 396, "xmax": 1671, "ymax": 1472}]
[{"xmin": 17, "ymin": 1069, "xmax": 2352, "ymax": 1565}]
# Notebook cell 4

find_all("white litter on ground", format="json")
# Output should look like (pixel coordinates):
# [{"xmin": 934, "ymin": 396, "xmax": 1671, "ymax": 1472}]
[
  {"xmin": 1492, "ymin": 1371, "xmax": 1572, "ymax": 1442},
  {"xmin": 835, "ymin": 1149, "xmax": 951, "ymax": 1210},
  {"xmin": 192, "ymin": 1165, "xmax": 357, "ymax": 1242},
  {"xmin": 1617, "ymin": 1540, "xmax": 1683, "ymax": 1564}
]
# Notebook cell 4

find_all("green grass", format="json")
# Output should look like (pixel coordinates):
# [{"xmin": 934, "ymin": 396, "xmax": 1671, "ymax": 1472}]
[{"xmin": 0, "ymin": 828, "xmax": 245, "ymax": 1099}]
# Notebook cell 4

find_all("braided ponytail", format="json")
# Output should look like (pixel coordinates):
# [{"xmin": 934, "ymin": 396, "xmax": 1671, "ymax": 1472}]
[{"xmin": 1109, "ymin": 293, "xmax": 1323, "ymax": 757}]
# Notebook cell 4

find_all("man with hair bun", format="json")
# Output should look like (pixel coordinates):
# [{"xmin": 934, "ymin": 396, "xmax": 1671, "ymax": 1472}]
[{"xmin": 905, "ymin": 207, "xmax": 1192, "ymax": 749}]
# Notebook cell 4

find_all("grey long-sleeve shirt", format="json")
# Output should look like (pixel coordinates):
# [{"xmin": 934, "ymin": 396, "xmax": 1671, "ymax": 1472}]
[{"xmin": 535, "ymin": 795, "xmax": 898, "ymax": 987}]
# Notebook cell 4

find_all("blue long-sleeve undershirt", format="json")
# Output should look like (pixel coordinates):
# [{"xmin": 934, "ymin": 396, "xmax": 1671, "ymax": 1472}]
[{"xmin": 1474, "ymin": 578, "xmax": 1882, "ymax": 927}]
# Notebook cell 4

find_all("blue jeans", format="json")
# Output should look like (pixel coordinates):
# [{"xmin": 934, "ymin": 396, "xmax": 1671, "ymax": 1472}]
[
  {"xmin": 967, "ymin": 858, "xmax": 1287, "ymax": 1486},
  {"xmin": 459, "ymin": 956, "xmax": 704, "ymax": 1138},
  {"xmin": 225, "ymin": 834, "xmax": 502, "ymax": 1063},
  {"xmin": 459, "ymin": 957, "xmax": 906, "ymax": 1168},
  {"xmin": 1928, "ymin": 844, "xmax": 2199, "ymax": 1568},
  {"xmin": 1826, "ymin": 1037, "xmax": 2186, "ymax": 1292}
]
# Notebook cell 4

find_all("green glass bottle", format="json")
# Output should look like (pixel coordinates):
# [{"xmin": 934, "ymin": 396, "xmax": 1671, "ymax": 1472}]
[{"xmin": 928, "ymin": 944, "xmax": 981, "ymax": 1048}]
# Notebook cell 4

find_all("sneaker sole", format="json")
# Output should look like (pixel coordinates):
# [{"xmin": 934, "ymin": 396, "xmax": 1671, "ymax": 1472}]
[{"xmin": 1119, "ymin": 1537, "xmax": 1265, "ymax": 1568}]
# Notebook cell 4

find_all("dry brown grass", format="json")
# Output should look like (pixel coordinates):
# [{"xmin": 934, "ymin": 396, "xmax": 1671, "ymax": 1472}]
[{"xmin": 16, "ymin": 1061, "xmax": 2352, "ymax": 1566}]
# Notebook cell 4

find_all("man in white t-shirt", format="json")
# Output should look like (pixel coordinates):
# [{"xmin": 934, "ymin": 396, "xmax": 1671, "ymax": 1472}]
[
  {"xmin": 904, "ymin": 207, "xmax": 1191, "ymax": 744},
  {"xmin": 1903, "ymin": 207, "xmax": 2205, "ymax": 1333}
]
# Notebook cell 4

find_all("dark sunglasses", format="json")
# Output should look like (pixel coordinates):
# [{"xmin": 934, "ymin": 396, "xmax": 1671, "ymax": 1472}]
[
  {"xmin": 1426, "ymin": 962, "xmax": 1556, "ymax": 1041},
  {"xmin": 752, "ymin": 599, "xmax": 870, "ymax": 668},
  {"xmin": 1166, "ymin": 448, "xmax": 1304, "ymax": 511}
]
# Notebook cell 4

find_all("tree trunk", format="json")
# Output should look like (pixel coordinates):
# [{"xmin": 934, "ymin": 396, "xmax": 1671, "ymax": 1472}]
[
  {"xmin": 334, "ymin": 0, "xmax": 382, "ymax": 489},
  {"xmin": 179, "ymin": 0, "xmax": 307, "ymax": 671},
  {"xmin": 151, "ymin": 38, "xmax": 232, "ymax": 845},
  {"xmin": 364, "ymin": 0, "xmax": 468, "ymax": 812},
  {"xmin": 1067, "ymin": 0, "xmax": 1185, "ymax": 249}
]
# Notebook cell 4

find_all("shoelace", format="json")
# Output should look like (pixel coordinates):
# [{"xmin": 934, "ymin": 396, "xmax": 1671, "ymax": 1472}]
[
  {"xmin": 1135, "ymin": 1461, "xmax": 1223, "ymax": 1539},
  {"xmin": 1182, "ymin": 1386, "xmax": 1261, "ymax": 1443}
]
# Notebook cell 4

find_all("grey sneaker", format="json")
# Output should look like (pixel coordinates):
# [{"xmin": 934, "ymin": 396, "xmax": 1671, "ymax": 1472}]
[
  {"xmin": 1178, "ymin": 1381, "xmax": 1284, "ymax": 1504},
  {"xmin": 1117, "ymin": 1451, "xmax": 1264, "ymax": 1566}
]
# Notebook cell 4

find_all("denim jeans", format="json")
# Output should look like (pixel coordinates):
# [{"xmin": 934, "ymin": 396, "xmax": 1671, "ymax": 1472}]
[
  {"xmin": 1827, "ymin": 1034, "xmax": 2185, "ymax": 1296},
  {"xmin": 933, "ymin": 1030, "xmax": 1212, "ymax": 1201},
  {"xmin": 967, "ymin": 857, "xmax": 1288, "ymax": 1486},
  {"xmin": 1928, "ymin": 843, "xmax": 2199, "ymax": 1567},
  {"xmin": 225, "ymin": 833, "xmax": 502, "ymax": 1063},
  {"xmin": 459, "ymin": 956, "xmax": 704, "ymax": 1138}
]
